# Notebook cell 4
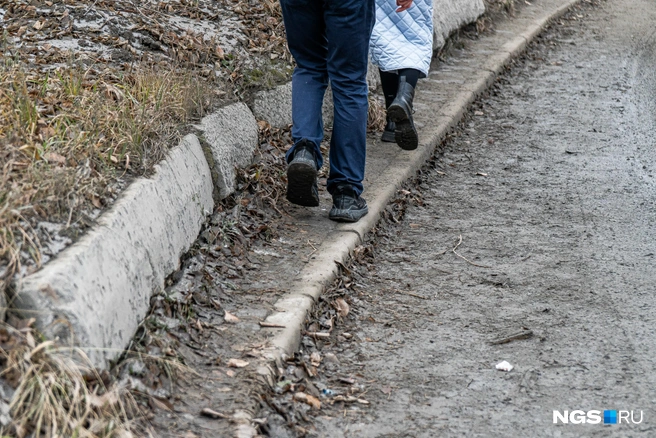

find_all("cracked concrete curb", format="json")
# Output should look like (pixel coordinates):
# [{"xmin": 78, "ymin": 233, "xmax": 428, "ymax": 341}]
[
  {"xmin": 11, "ymin": 96, "xmax": 266, "ymax": 369},
  {"xmin": 198, "ymin": 102, "xmax": 259, "ymax": 199},
  {"xmin": 13, "ymin": 135, "xmax": 214, "ymax": 368},
  {"xmin": 256, "ymin": 0, "xmax": 583, "ymax": 404}
]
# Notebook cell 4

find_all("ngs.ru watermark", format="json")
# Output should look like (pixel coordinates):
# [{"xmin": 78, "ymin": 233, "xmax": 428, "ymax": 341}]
[{"xmin": 553, "ymin": 410, "xmax": 643, "ymax": 425}]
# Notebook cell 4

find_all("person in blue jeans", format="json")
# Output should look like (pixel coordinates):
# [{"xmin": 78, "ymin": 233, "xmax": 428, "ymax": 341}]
[{"xmin": 280, "ymin": 0, "xmax": 413, "ymax": 222}]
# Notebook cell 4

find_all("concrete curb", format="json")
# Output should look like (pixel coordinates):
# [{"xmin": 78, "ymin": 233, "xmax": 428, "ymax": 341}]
[
  {"xmin": 198, "ymin": 102, "xmax": 259, "ymax": 200},
  {"xmin": 13, "ymin": 135, "xmax": 214, "ymax": 368},
  {"xmin": 258, "ymin": 0, "xmax": 583, "ymax": 386},
  {"xmin": 11, "ymin": 99, "xmax": 261, "ymax": 369}
]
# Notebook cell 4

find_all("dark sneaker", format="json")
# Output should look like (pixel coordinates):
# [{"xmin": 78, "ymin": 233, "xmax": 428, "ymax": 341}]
[
  {"xmin": 329, "ymin": 184, "xmax": 368, "ymax": 223},
  {"xmin": 286, "ymin": 140, "xmax": 319, "ymax": 207}
]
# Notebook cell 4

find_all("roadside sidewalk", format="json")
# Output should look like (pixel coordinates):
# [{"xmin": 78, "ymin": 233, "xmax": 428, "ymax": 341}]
[{"xmin": 141, "ymin": 0, "xmax": 585, "ymax": 436}]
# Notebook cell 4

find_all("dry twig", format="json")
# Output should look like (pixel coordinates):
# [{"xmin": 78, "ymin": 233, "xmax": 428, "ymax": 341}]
[{"xmin": 452, "ymin": 235, "xmax": 492, "ymax": 268}]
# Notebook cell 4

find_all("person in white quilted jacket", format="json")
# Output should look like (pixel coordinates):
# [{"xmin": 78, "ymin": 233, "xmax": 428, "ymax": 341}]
[{"xmin": 370, "ymin": 0, "xmax": 433, "ymax": 150}]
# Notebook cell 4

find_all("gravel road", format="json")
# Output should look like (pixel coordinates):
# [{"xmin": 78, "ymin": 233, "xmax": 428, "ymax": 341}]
[{"xmin": 265, "ymin": 0, "xmax": 656, "ymax": 436}]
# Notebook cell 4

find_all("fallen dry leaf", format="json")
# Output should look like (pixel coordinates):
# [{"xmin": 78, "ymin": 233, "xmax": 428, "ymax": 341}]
[
  {"xmin": 224, "ymin": 311, "xmax": 240, "ymax": 323},
  {"xmin": 150, "ymin": 396, "xmax": 173, "ymax": 412},
  {"xmin": 91, "ymin": 195, "xmax": 102, "ymax": 209},
  {"xmin": 44, "ymin": 152, "xmax": 66, "ymax": 165},
  {"xmin": 304, "ymin": 363, "xmax": 317, "ymax": 377},
  {"xmin": 88, "ymin": 390, "xmax": 119, "ymax": 409},
  {"xmin": 25, "ymin": 332, "xmax": 35, "ymax": 349},
  {"xmin": 332, "ymin": 395, "xmax": 369, "ymax": 404},
  {"xmin": 310, "ymin": 352, "xmax": 321, "ymax": 367},
  {"xmin": 306, "ymin": 394, "xmax": 321, "ymax": 409},
  {"xmin": 335, "ymin": 298, "xmax": 349, "ymax": 317},
  {"xmin": 294, "ymin": 392, "xmax": 321, "ymax": 409},
  {"xmin": 200, "ymin": 408, "xmax": 229, "ymax": 419},
  {"xmin": 227, "ymin": 358, "xmax": 249, "ymax": 368}
]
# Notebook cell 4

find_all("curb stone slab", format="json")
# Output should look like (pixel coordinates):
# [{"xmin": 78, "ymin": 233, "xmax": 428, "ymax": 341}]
[
  {"xmin": 13, "ymin": 135, "xmax": 213, "ymax": 368},
  {"xmin": 199, "ymin": 102, "xmax": 259, "ymax": 199},
  {"xmin": 433, "ymin": 0, "xmax": 486, "ymax": 49},
  {"xmin": 252, "ymin": 82, "xmax": 293, "ymax": 128}
]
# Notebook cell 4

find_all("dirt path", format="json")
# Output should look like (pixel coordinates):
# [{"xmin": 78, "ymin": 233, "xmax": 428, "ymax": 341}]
[{"xmin": 262, "ymin": 0, "xmax": 656, "ymax": 436}]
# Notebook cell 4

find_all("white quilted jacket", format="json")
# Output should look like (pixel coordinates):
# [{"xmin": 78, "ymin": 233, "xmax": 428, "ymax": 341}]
[{"xmin": 370, "ymin": 0, "xmax": 434, "ymax": 76}]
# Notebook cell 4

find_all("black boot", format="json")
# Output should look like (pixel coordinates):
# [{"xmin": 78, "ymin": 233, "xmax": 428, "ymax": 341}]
[
  {"xmin": 387, "ymin": 76, "xmax": 418, "ymax": 151},
  {"xmin": 381, "ymin": 93, "xmax": 396, "ymax": 143}
]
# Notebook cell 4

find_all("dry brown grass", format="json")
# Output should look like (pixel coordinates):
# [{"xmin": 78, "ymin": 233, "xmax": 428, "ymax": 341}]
[
  {"xmin": 0, "ymin": 55, "xmax": 211, "ymax": 282},
  {"xmin": 0, "ymin": 322, "xmax": 147, "ymax": 437},
  {"xmin": 367, "ymin": 94, "xmax": 387, "ymax": 133}
]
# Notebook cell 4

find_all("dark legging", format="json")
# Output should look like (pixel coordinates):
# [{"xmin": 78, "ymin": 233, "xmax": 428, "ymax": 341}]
[{"xmin": 379, "ymin": 68, "xmax": 421, "ymax": 106}]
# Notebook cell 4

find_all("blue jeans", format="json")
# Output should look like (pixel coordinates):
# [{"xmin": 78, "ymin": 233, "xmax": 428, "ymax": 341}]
[{"xmin": 280, "ymin": 0, "xmax": 375, "ymax": 195}]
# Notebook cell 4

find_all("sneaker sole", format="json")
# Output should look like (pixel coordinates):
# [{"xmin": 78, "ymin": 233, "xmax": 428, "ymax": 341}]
[
  {"xmin": 286, "ymin": 162, "xmax": 319, "ymax": 207},
  {"xmin": 328, "ymin": 205, "xmax": 369, "ymax": 223},
  {"xmin": 388, "ymin": 105, "xmax": 418, "ymax": 151}
]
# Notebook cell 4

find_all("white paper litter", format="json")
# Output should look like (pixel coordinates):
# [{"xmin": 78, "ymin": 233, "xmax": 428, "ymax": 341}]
[{"xmin": 495, "ymin": 361, "xmax": 514, "ymax": 372}]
